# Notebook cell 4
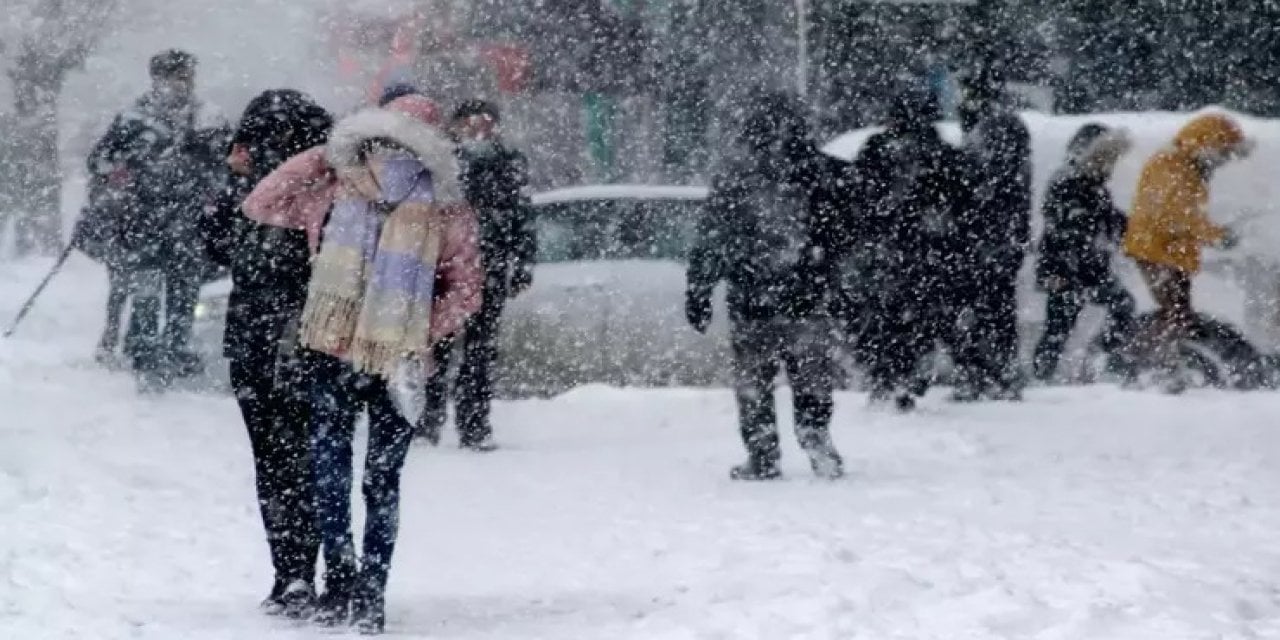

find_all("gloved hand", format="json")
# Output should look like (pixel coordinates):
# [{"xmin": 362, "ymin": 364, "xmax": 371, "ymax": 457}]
[
  {"xmin": 685, "ymin": 289, "xmax": 712, "ymax": 333},
  {"xmin": 1219, "ymin": 226, "xmax": 1241, "ymax": 250},
  {"xmin": 509, "ymin": 265, "xmax": 534, "ymax": 298},
  {"xmin": 1041, "ymin": 275, "xmax": 1068, "ymax": 293}
]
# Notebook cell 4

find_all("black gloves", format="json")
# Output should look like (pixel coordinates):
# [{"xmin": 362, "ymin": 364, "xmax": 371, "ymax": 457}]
[
  {"xmin": 685, "ymin": 289, "xmax": 712, "ymax": 333},
  {"xmin": 509, "ymin": 265, "xmax": 534, "ymax": 298}
]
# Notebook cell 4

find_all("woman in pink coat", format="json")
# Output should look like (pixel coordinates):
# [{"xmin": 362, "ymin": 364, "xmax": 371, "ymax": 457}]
[
  {"xmin": 243, "ymin": 94, "xmax": 481, "ymax": 345},
  {"xmin": 244, "ymin": 95, "xmax": 481, "ymax": 634}
]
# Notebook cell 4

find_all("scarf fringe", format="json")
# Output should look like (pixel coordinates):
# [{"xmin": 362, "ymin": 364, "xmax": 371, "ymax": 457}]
[
  {"xmin": 299, "ymin": 292, "xmax": 361, "ymax": 355},
  {"xmin": 347, "ymin": 338, "xmax": 424, "ymax": 379}
]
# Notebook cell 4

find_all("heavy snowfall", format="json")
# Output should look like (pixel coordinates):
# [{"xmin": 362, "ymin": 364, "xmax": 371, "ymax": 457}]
[{"xmin": 3, "ymin": 1, "xmax": 1280, "ymax": 638}]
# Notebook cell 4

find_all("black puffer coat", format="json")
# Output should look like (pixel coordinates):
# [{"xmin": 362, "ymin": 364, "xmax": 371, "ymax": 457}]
[
  {"xmin": 686, "ymin": 94, "xmax": 852, "ymax": 323},
  {"xmin": 199, "ymin": 89, "xmax": 332, "ymax": 361}
]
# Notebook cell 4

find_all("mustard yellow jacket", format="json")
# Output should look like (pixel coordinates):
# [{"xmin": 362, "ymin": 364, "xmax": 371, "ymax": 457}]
[{"xmin": 1123, "ymin": 114, "xmax": 1244, "ymax": 273}]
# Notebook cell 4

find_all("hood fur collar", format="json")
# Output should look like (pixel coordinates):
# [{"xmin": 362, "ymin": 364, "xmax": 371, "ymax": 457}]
[{"xmin": 326, "ymin": 108, "xmax": 462, "ymax": 203}]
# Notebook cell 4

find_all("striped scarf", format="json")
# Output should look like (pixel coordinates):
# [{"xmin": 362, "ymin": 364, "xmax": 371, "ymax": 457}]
[{"xmin": 299, "ymin": 184, "xmax": 442, "ymax": 378}]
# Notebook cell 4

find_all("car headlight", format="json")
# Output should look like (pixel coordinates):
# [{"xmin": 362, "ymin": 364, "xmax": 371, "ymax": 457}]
[{"xmin": 194, "ymin": 302, "xmax": 209, "ymax": 320}]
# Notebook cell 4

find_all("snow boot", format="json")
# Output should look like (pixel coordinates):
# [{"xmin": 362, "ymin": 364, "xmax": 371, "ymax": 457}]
[
  {"xmin": 893, "ymin": 393, "xmax": 917, "ymax": 413},
  {"xmin": 280, "ymin": 579, "xmax": 316, "ymax": 620},
  {"xmin": 414, "ymin": 421, "xmax": 442, "ymax": 447},
  {"xmin": 351, "ymin": 584, "xmax": 386, "ymax": 635},
  {"xmin": 161, "ymin": 348, "xmax": 206, "ymax": 379},
  {"xmin": 729, "ymin": 458, "xmax": 782, "ymax": 481},
  {"xmin": 805, "ymin": 447, "xmax": 844, "ymax": 480},
  {"xmin": 260, "ymin": 577, "xmax": 289, "ymax": 616},
  {"xmin": 460, "ymin": 436, "xmax": 499, "ymax": 453},
  {"xmin": 799, "ymin": 431, "xmax": 845, "ymax": 480},
  {"xmin": 135, "ymin": 368, "xmax": 170, "ymax": 395},
  {"xmin": 949, "ymin": 386, "xmax": 983, "ymax": 403},
  {"xmin": 313, "ymin": 568, "xmax": 356, "ymax": 627}
]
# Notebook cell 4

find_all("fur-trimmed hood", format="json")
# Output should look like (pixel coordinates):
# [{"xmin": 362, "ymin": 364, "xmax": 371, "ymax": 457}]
[{"xmin": 325, "ymin": 108, "xmax": 463, "ymax": 203}]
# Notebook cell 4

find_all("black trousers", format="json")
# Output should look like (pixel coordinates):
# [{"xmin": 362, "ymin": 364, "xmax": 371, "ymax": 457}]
[
  {"xmin": 163, "ymin": 270, "xmax": 201, "ymax": 354},
  {"xmin": 423, "ymin": 273, "xmax": 507, "ymax": 446},
  {"xmin": 730, "ymin": 317, "xmax": 834, "ymax": 465},
  {"xmin": 119, "ymin": 269, "xmax": 165, "ymax": 371},
  {"xmin": 100, "ymin": 268, "xmax": 130, "ymax": 351},
  {"xmin": 111, "ymin": 268, "xmax": 200, "ymax": 371},
  {"xmin": 953, "ymin": 269, "xmax": 1021, "ymax": 395},
  {"xmin": 229, "ymin": 331, "xmax": 318, "ymax": 585},
  {"xmin": 861, "ymin": 297, "xmax": 945, "ymax": 397},
  {"xmin": 1033, "ymin": 276, "xmax": 1136, "ymax": 380}
]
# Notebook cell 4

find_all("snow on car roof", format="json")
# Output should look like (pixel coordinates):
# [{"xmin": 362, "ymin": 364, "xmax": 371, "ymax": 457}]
[{"xmin": 531, "ymin": 184, "xmax": 709, "ymax": 206}]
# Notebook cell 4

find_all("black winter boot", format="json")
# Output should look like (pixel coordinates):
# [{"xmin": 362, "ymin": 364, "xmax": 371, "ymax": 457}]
[
  {"xmin": 351, "ymin": 582, "xmax": 386, "ymax": 635},
  {"xmin": 798, "ymin": 431, "xmax": 844, "ymax": 480},
  {"xmin": 729, "ymin": 457, "xmax": 782, "ymax": 481},
  {"xmin": 260, "ymin": 577, "xmax": 289, "ymax": 616},
  {"xmin": 280, "ymin": 579, "xmax": 316, "ymax": 620},
  {"xmin": 313, "ymin": 565, "xmax": 357, "ymax": 627}
]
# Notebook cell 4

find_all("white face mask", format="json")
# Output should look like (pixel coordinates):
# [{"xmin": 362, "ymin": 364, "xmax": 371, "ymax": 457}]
[{"xmin": 462, "ymin": 138, "xmax": 497, "ymax": 154}]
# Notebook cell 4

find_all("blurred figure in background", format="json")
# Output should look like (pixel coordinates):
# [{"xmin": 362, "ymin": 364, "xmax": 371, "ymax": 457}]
[
  {"xmin": 1032, "ymin": 123, "xmax": 1136, "ymax": 383},
  {"xmin": 952, "ymin": 69, "xmax": 1033, "ymax": 401},
  {"xmin": 76, "ymin": 49, "xmax": 220, "ymax": 389},
  {"xmin": 844, "ymin": 85, "xmax": 976, "ymax": 412},
  {"xmin": 419, "ymin": 99, "xmax": 535, "ymax": 451},
  {"xmin": 685, "ymin": 92, "xmax": 847, "ymax": 481},
  {"xmin": 201, "ymin": 89, "xmax": 333, "ymax": 618},
  {"xmin": 1123, "ymin": 113, "xmax": 1252, "ymax": 393}
]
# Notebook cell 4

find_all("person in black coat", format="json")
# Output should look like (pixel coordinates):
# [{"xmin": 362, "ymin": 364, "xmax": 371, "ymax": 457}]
[
  {"xmin": 199, "ymin": 88, "xmax": 332, "ymax": 616},
  {"xmin": 685, "ymin": 91, "xmax": 849, "ymax": 481},
  {"xmin": 1032, "ymin": 123, "xmax": 1137, "ymax": 382},
  {"xmin": 844, "ymin": 87, "xmax": 978, "ymax": 411},
  {"xmin": 951, "ymin": 72, "xmax": 1033, "ymax": 401},
  {"xmin": 78, "ymin": 49, "xmax": 220, "ymax": 386},
  {"xmin": 419, "ymin": 99, "xmax": 535, "ymax": 451}
]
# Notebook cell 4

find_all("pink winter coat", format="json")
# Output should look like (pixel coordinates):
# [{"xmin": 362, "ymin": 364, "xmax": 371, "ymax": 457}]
[{"xmin": 243, "ymin": 99, "xmax": 482, "ymax": 345}]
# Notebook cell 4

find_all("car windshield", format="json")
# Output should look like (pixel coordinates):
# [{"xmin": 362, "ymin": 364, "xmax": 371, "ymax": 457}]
[{"xmin": 535, "ymin": 198, "xmax": 701, "ymax": 263}]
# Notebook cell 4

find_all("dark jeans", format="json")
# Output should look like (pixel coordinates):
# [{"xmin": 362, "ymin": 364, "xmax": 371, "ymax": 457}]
[
  {"xmin": 1137, "ymin": 260, "xmax": 1194, "ymax": 372},
  {"xmin": 1033, "ymin": 276, "xmax": 1136, "ymax": 380},
  {"xmin": 423, "ymin": 274, "xmax": 507, "ymax": 446},
  {"xmin": 730, "ymin": 317, "xmax": 834, "ymax": 465},
  {"xmin": 230, "ymin": 336, "xmax": 317, "ymax": 585},
  {"xmin": 953, "ymin": 270, "xmax": 1021, "ymax": 395},
  {"xmin": 309, "ymin": 352, "xmax": 415, "ymax": 595}
]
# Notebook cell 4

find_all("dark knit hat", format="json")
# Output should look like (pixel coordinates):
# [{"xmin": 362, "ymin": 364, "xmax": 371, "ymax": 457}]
[
  {"xmin": 150, "ymin": 49, "xmax": 196, "ymax": 79},
  {"xmin": 452, "ymin": 99, "xmax": 501, "ymax": 122}
]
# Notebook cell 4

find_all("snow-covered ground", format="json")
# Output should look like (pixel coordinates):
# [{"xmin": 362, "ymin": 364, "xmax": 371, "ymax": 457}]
[{"xmin": 5, "ymin": 256, "xmax": 1280, "ymax": 639}]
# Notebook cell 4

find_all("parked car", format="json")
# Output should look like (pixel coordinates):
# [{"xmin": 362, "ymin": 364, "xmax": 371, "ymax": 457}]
[{"xmin": 497, "ymin": 184, "xmax": 730, "ymax": 396}]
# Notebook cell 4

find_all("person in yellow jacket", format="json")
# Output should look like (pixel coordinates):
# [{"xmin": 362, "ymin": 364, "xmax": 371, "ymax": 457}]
[{"xmin": 1123, "ymin": 113, "xmax": 1253, "ymax": 389}]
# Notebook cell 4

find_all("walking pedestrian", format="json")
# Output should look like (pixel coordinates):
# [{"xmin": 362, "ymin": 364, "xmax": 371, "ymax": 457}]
[
  {"xmin": 200, "ymin": 88, "xmax": 333, "ymax": 616},
  {"xmin": 291, "ymin": 102, "xmax": 482, "ymax": 634},
  {"xmin": 1032, "ymin": 123, "xmax": 1137, "ymax": 383},
  {"xmin": 419, "ymin": 99, "xmax": 535, "ymax": 451}
]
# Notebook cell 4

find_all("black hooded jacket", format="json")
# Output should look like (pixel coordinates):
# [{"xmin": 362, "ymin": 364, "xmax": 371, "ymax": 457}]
[
  {"xmin": 846, "ymin": 119, "xmax": 979, "ymax": 314},
  {"xmin": 963, "ymin": 108, "xmax": 1033, "ymax": 274},
  {"xmin": 456, "ymin": 140, "xmax": 536, "ymax": 282},
  {"xmin": 1036, "ymin": 169, "xmax": 1127, "ymax": 289},
  {"xmin": 199, "ymin": 89, "xmax": 331, "ymax": 360},
  {"xmin": 687, "ymin": 94, "xmax": 852, "ymax": 322}
]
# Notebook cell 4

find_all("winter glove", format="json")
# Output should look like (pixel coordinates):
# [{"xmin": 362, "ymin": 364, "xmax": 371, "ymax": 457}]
[
  {"xmin": 1041, "ymin": 275, "xmax": 1068, "ymax": 293},
  {"xmin": 509, "ymin": 265, "xmax": 534, "ymax": 298},
  {"xmin": 1218, "ymin": 226, "xmax": 1242, "ymax": 250},
  {"xmin": 685, "ymin": 289, "xmax": 712, "ymax": 334}
]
